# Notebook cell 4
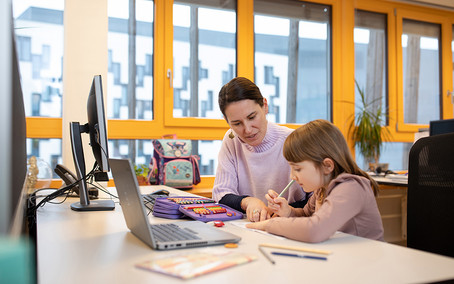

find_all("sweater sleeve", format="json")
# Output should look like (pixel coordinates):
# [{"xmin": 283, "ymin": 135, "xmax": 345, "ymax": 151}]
[
  {"xmin": 212, "ymin": 133, "xmax": 240, "ymax": 202},
  {"xmin": 218, "ymin": 194, "xmax": 249, "ymax": 213},
  {"xmin": 289, "ymin": 192, "xmax": 312, "ymax": 209},
  {"xmin": 264, "ymin": 179, "xmax": 367, "ymax": 243}
]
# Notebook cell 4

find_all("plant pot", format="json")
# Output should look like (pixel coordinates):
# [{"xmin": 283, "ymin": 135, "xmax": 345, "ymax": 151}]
[{"xmin": 136, "ymin": 176, "xmax": 149, "ymax": 186}]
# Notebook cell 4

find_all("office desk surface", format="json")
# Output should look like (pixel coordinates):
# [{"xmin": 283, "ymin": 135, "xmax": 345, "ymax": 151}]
[{"xmin": 37, "ymin": 186, "xmax": 454, "ymax": 284}]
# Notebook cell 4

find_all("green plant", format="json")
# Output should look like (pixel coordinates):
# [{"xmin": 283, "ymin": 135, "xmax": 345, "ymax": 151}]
[
  {"xmin": 348, "ymin": 80, "xmax": 391, "ymax": 166},
  {"xmin": 134, "ymin": 164, "xmax": 149, "ymax": 177}
]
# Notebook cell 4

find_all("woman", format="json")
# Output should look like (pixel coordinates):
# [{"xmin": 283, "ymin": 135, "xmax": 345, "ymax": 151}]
[{"xmin": 212, "ymin": 77, "xmax": 308, "ymax": 222}]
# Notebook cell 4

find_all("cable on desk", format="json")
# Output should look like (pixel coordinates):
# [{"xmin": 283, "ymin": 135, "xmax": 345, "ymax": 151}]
[{"xmin": 27, "ymin": 162, "xmax": 98, "ymax": 219}]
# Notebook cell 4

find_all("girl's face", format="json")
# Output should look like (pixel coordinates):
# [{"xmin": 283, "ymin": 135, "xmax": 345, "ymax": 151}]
[
  {"xmin": 224, "ymin": 99, "xmax": 268, "ymax": 147},
  {"xmin": 289, "ymin": 159, "xmax": 334, "ymax": 192}
]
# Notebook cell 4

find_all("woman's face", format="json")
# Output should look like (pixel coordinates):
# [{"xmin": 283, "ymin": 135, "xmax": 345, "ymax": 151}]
[{"xmin": 224, "ymin": 99, "xmax": 268, "ymax": 146}]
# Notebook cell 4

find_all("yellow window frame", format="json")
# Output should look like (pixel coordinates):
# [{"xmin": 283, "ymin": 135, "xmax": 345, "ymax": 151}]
[{"xmin": 395, "ymin": 7, "xmax": 454, "ymax": 133}]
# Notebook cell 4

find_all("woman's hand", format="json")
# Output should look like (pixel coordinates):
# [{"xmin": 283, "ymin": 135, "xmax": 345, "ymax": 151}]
[
  {"xmin": 265, "ymin": 189, "xmax": 292, "ymax": 217},
  {"xmin": 241, "ymin": 197, "xmax": 270, "ymax": 222}
]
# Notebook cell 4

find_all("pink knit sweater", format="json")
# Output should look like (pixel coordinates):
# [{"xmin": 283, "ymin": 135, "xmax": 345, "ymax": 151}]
[
  {"xmin": 212, "ymin": 122, "xmax": 306, "ymax": 204},
  {"xmin": 265, "ymin": 173, "xmax": 384, "ymax": 243}
]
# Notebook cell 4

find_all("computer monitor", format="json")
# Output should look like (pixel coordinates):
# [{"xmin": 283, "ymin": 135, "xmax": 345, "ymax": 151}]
[
  {"xmin": 69, "ymin": 75, "xmax": 114, "ymax": 211},
  {"xmin": 429, "ymin": 119, "xmax": 454, "ymax": 136},
  {"xmin": 3, "ymin": 20, "xmax": 28, "ymax": 236}
]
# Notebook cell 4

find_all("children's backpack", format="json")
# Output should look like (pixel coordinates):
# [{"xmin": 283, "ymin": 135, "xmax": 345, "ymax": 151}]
[{"xmin": 148, "ymin": 136, "xmax": 201, "ymax": 189}]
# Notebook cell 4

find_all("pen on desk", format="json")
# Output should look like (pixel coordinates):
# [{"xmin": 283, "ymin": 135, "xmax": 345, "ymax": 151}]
[
  {"xmin": 278, "ymin": 179, "xmax": 295, "ymax": 198},
  {"xmin": 259, "ymin": 243, "xmax": 332, "ymax": 255},
  {"xmin": 259, "ymin": 246, "xmax": 275, "ymax": 265},
  {"xmin": 271, "ymin": 252, "xmax": 328, "ymax": 261}
]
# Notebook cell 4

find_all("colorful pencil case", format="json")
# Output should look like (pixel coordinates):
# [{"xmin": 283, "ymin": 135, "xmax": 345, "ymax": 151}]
[
  {"xmin": 179, "ymin": 203, "xmax": 243, "ymax": 222},
  {"xmin": 151, "ymin": 196, "xmax": 243, "ymax": 222}
]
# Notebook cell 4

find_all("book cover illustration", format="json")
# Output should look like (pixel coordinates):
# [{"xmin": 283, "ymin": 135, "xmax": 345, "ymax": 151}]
[{"xmin": 136, "ymin": 248, "xmax": 257, "ymax": 279}]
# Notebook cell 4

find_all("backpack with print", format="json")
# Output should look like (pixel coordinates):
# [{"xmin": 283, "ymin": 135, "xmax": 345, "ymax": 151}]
[{"xmin": 148, "ymin": 137, "xmax": 201, "ymax": 189}]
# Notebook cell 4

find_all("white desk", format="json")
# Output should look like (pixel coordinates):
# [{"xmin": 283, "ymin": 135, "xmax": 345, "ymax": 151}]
[
  {"xmin": 373, "ymin": 175, "xmax": 408, "ymax": 187},
  {"xmin": 37, "ymin": 186, "xmax": 454, "ymax": 284}
]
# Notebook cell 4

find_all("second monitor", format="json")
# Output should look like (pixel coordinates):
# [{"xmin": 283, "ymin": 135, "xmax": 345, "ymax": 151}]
[
  {"xmin": 429, "ymin": 118, "xmax": 454, "ymax": 136},
  {"xmin": 69, "ymin": 75, "xmax": 115, "ymax": 211}
]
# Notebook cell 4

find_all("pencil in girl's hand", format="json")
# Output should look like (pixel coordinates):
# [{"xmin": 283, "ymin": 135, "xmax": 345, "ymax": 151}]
[{"xmin": 278, "ymin": 179, "xmax": 295, "ymax": 198}]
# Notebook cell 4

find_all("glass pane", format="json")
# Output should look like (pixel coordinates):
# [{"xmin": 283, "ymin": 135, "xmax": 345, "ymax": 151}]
[
  {"xmin": 354, "ymin": 10, "xmax": 387, "ymax": 123},
  {"xmin": 402, "ymin": 19, "xmax": 440, "ymax": 124},
  {"xmin": 13, "ymin": 1, "xmax": 64, "ymax": 118},
  {"xmin": 173, "ymin": 0, "xmax": 236, "ymax": 118},
  {"xmin": 107, "ymin": 0, "xmax": 154, "ymax": 120},
  {"xmin": 108, "ymin": 139, "xmax": 222, "ymax": 176},
  {"xmin": 27, "ymin": 138, "xmax": 62, "ymax": 178},
  {"xmin": 356, "ymin": 142, "xmax": 412, "ymax": 171},
  {"xmin": 254, "ymin": 0, "xmax": 331, "ymax": 123}
]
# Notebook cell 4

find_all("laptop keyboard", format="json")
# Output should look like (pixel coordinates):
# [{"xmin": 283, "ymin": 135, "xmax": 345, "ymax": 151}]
[{"xmin": 151, "ymin": 223, "xmax": 201, "ymax": 242}]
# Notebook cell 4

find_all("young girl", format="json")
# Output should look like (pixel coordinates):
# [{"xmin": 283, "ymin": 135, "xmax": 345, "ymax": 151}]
[{"xmin": 246, "ymin": 119, "xmax": 384, "ymax": 243}]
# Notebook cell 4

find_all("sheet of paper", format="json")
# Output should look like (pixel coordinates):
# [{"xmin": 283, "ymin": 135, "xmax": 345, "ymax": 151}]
[{"xmin": 229, "ymin": 221, "xmax": 286, "ymax": 240}]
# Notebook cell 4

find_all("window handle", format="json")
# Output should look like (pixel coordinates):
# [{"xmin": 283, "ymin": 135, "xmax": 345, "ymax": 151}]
[
  {"xmin": 448, "ymin": 90, "xmax": 454, "ymax": 104},
  {"xmin": 167, "ymin": 69, "xmax": 173, "ymax": 88}
]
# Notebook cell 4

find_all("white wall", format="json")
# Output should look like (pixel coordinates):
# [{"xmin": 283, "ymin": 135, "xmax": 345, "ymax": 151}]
[{"xmin": 62, "ymin": 0, "xmax": 108, "ymax": 173}]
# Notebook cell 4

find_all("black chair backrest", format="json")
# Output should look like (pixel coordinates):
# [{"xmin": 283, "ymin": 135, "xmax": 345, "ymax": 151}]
[{"xmin": 407, "ymin": 132, "xmax": 454, "ymax": 257}]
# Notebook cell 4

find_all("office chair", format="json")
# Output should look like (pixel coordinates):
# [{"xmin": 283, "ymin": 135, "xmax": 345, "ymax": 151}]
[{"xmin": 407, "ymin": 132, "xmax": 454, "ymax": 258}]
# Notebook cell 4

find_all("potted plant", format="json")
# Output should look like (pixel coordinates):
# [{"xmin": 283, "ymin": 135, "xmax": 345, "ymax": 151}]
[
  {"xmin": 348, "ymin": 80, "xmax": 391, "ymax": 172},
  {"xmin": 134, "ymin": 163, "xmax": 150, "ymax": 185}
]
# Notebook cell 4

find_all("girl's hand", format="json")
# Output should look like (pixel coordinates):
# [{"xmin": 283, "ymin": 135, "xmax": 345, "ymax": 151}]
[
  {"xmin": 241, "ymin": 197, "xmax": 270, "ymax": 222},
  {"xmin": 246, "ymin": 219, "xmax": 270, "ymax": 231},
  {"xmin": 265, "ymin": 189, "xmax": 292, "ymax": 217}
]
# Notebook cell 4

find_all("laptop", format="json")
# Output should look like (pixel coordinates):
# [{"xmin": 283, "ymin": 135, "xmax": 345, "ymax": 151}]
[{"xmin": 109, "ymin": 158, "xmax": 241, "ymax": 250}]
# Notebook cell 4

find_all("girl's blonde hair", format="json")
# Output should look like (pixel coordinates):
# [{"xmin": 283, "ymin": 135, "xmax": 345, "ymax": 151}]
[{"xmin": 283, "ymin": 119, "xmax": 378, "ymax": 200}]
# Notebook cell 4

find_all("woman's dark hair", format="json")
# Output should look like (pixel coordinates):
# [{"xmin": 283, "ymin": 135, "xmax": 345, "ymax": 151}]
[{"xmin": 218, "ymin": 77, "xmax": 264, "ymax": 117}]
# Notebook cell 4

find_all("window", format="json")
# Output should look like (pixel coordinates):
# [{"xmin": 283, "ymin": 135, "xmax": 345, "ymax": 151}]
[
  {"xmin": 402, "ymin": 19, "xmax": 440, "ymax": 124},
  {"xmin": 354, "ymin": 10, "xmax": 387, "ymax": 124},
  {"xmin": 172, "ymin": 0, "xmax": 237, "ymax": 119},
  {"xmin": 108, "ymin": 139, "xmax": 221, "ymax": 175},
  {"xmin": 254, "ymin": 0, "xmax": 332, "ymax": 123},
  {"xmin": 452, "ymin": 25, "xmax": 454, "ymax": 111},
  {"xmin": 27, "ymin": 139, "xmax": 62, "ymax": 178},
  {"xmin": 14, "ymin": 1, "xmax": 64, "ymax": 177},
  {"xmin": 356, "ymin": 142, "xmax": 412, "ymax": 171},
  {"xmin": 107, "ymin": 0, "xmax": 154, "ymax": 120},
  {"xmin": 13, "ymin": 2, "xmax": 64, "ymax": 118}
]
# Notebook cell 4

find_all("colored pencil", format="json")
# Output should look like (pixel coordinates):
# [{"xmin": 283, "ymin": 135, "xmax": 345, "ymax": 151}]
[
  {"xmin": 259, "ymin": 243, "xmax": 332, "ymax": 255},
  {"xmin": 278, "ymin": 179, "xmax": 295, "ymax": 197}
]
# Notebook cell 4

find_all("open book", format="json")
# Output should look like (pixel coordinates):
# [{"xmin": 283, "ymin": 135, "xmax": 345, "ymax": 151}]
[{"xmin": 136, "ymin": 248, "xmax": 257, "ymax": 279}]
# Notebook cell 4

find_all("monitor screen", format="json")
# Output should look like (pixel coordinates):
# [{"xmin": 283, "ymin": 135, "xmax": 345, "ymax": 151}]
[
  {"xmin": 429, "ymin": 119, "xmax": 454, "ymax": 136},
  {"xmin": 69, "ymin": 75, "xmax": 114, "ymax": 211},
  {"xmin": 87, "ymin": 75, "xmax": 110, "ymax": 179},
  {"xmin": 6, "ymin": 20, "xmax": 27, "ymax": 236}
]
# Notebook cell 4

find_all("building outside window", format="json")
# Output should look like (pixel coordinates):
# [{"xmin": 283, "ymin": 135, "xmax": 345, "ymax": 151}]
[
  {"xmin": 172, "ymin": 0, "xmax": 236, "ymax": 119},
  {"xmin": 254, "ymin": 0, "xmax": 332, "ymax": 124},
  {"xmin": 402, "ymin": 19, "xmax": 440, "ymax": 124},
  {"xmin": 13, "ymin": 1, "xmax": 64, "ymax": 176}
]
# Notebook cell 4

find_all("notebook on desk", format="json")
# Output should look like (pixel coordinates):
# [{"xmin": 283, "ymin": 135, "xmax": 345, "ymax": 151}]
[{"xmin": 109, "ymin": 158, "xmax": 241, "ymax": 250}]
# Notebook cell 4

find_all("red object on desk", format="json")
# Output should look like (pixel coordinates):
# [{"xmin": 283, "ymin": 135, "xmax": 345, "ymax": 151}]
[{"xmin": 214, "ymin": 220, "xmax": 225, "ymax": 227}]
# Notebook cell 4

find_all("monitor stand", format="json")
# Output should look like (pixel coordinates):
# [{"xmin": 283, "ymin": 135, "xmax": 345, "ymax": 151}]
[{"xmin": 69, "ymin": 122, "xmax": 115, "ymax": 211}]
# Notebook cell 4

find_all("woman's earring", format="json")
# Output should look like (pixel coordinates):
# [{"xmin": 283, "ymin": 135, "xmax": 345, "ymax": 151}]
[{"xmin": 229, "ymin": 130, "xmax": 235, "ymax": 139}]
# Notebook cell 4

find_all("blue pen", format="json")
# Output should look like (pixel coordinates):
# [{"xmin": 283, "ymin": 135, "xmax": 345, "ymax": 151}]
[{"xmin": 271, "ymin": 252, "xmax": 327, "ymax": 261}]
